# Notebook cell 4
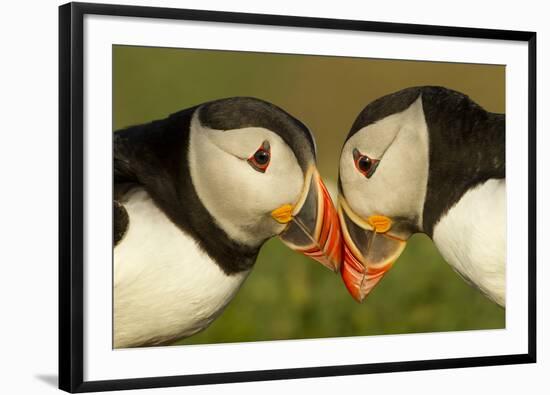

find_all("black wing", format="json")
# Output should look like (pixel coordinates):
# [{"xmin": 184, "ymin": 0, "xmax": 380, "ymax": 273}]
[{"xmin": 113, "ymin": 200, "xmax": 129, "ymax": 246}]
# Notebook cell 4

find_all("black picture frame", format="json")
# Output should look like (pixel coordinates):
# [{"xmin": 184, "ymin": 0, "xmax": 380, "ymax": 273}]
[{"xmin": 59, "ymin": 2, "xmax": 537, "ymax": 393}]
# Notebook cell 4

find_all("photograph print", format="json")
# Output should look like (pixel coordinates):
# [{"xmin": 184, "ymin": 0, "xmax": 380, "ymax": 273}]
[{"xmin": 112, "ymin": 45, "xmax": 505, "ymax": 349}]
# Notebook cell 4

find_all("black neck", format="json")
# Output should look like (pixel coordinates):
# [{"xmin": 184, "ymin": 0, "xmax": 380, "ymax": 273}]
[
  {"xmin": 421, "ymin": 89, "xmax": 505, "ymax": 236},
  {"xmin": 114, "ymin": 108, "xmax": 259, "ymax": 275}
]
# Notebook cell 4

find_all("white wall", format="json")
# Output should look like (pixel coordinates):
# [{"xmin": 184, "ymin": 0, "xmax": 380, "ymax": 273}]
[{"xmin": 1, "ymin": 0, "xmax": 547, "ymax": 394}]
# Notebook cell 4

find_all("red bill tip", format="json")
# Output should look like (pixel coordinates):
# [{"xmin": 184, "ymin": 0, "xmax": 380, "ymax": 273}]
[
  {"xmin": 301, "ymin": 176, "xmax": 342, "ymax": 272},
  {"xmin": 341, "ymin": 239, "xmax": 393, "ymax": 303}
]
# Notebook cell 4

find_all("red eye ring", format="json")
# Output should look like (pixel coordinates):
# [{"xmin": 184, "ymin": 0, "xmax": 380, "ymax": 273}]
[
  {"xmin": 353, "ymin": 148, "xmax": 379, "ymax": 178},
  {"xmin": 248, "ymin": 141, "xmax": 271, "ymax": 173}
]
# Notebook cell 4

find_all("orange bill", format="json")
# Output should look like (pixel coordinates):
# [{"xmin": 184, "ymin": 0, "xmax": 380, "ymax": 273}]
[
  {"xmin": 338, "ymin": 197, "xmax": 407, "ymax": 302},
  {"xmin": 277, "ymin": 167, "xmax": 342, "ymax": 272}
]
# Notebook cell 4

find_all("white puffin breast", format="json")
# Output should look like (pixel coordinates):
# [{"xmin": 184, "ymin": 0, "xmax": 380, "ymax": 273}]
[
  {"xmin": 114, "ymin": 188, "xmax": 250, "ymax": 348},
  {"xmin": 432, "ymin": 179, "xmax": 506, "ymax": 306}
]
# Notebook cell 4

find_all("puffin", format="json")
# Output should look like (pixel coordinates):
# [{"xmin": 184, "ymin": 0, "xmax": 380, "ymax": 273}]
[
  {"xmin": 337, "ymin": 86, "xmax": 505, "ymax": 306},
  {"xmin": 114, "ymin": 97, "xmax": 342, "ymax": 348}
]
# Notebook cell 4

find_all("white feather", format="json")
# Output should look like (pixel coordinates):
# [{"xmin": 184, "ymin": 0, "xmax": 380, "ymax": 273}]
[
  {"xmin": 433, "ymin": 179, "xmax": 506, "ymax": 306},
  {"xmin": 188, "ymin": 114, "xmax": 303, "ymax": 247},
  {"xmin": 114, "ymin": 188, "xmax": 249, "ymax": 348},
  {"xmin": 340, "ymin": 96, "xmax": 429, "ymax": 229}
]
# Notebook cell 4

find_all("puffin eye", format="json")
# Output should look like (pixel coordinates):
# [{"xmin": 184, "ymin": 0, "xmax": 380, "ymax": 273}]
[
  {"xmin": 353, "ymin": 148, "xmax": 379, "ymax": 178},
  {"xmin": 358, "ymin": 156, "xmax": 372, "ymax": 172},
  {"xmin": 248, "ymin": 141, "xmax": 271, "ymax": 173}
]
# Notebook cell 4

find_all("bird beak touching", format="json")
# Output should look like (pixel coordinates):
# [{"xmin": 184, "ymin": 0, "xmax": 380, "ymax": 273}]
[
  {"xmin": 337, "ymin": 197, "xmax": 407, "ymax": 302},
  {"xmin": 274, "ymin": 166, "xmax": 342, "ymax": 272}
]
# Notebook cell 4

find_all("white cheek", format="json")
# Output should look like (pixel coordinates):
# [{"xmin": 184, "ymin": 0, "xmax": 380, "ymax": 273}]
[
  {"xmin": 255, "ymin": 141, "xmax": 304, "ymax": 210},
  {"xmin": 189, "ymin": 121, "xmax": 303, "ymax": 246},
  {"xmin": 340, "ymin": 97, "xmax": 429, "ymax": 225},
  {"xmin": 197, "ymin": 143, "xmax": 302, "ymax": 217}
]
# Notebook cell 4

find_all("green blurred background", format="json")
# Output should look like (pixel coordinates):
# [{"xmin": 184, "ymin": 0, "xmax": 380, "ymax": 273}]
[{"xmin": 113, "ymin": 45, "xmax": 505, "ymax": 346}]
